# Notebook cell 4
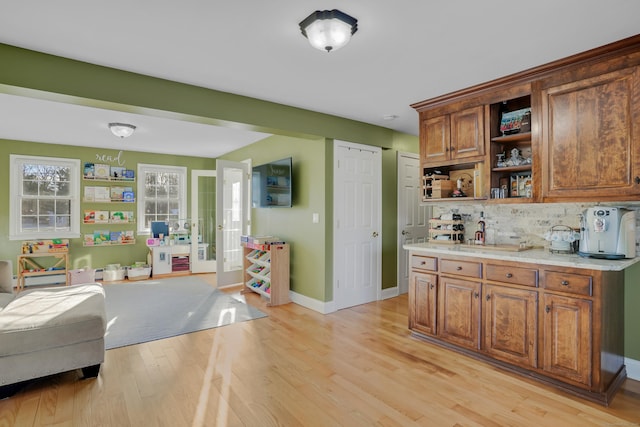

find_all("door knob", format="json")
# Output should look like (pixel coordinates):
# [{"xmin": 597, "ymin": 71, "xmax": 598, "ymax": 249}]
[
  {"xmin": 217, "ymin": 225, "xmax": 223, "ymax": 231},
  {"xmin": 402, "ymin": 230, "xmax": 410, "ymax": 236},
  {"xmin": 372, "ymin": 231, "xmax": 379, "ymax": 238}
]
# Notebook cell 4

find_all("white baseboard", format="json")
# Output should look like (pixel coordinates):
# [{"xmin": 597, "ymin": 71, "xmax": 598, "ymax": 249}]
[
  {"xmin": 626, "ymin": 357, "xmax": 640, "ymax": 381},
  {"xmin": 289, "ymin": 291, "xmax": 336, "ymax": 314},
  {"xmin": 291, "ymin": 286, "xmax": 401, "ymax": 314},
  {"xmin": 381, "ymin": 286, "xmax": 399, "ymax": 299}
]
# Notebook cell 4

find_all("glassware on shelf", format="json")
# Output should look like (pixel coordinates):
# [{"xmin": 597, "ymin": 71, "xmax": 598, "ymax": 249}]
[{"xmin": 506, "ymin": 148, "xmax": 523, "ymax": 166}]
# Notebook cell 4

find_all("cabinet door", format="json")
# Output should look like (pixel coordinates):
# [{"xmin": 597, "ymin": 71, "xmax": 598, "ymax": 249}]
[
  {"xmin": 421, "ymin": 115, "xmax": 450, "ymax": 164},
  {"xmin": 409, "ymin": 271, "xmax": 438, "ymax": 336},
  {"xmin": 541, "ymin": 66, "xmax": 640, "ymax": 199},
  {"xmin": 483, "ymin": 285, "xmax": 537, "ymax": 368},
  {"xmin": 438, "ymin": 277, "xmax": 481, "ymax": 350},
  {"xmin": 450, "ymin": 105, "xmax": 485, "ymax": 160},
  {"xmin": 542, "ymin": 294, "xmax": 592, "ymax": 387}
]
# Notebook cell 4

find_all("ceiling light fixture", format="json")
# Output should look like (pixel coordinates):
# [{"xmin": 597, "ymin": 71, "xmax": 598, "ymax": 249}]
[
  {"xmin": 299, "ymin": 9, "xmax": 358, "ymax": 53},
  {"xmin": 108, "ymin": 122, "xmax": 136, "ymax": 138}
]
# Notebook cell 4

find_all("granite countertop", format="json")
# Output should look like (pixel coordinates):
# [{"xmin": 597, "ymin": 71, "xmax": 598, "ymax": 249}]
[{"xmin": 403, "ymin": 242, "xmax": 640, "ymax": 271}]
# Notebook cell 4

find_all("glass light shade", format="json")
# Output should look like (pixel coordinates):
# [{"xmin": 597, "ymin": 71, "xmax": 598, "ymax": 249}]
[
  {"xmin": 299, "ymin": 10, "xmax": 358, "ymax": 53},
  {"xmin": 305, "ymin": 18, "xmax": 352, "ymax": 52},
  {"xmin": 109, "ymin": 122, "xmax": 136, "ymax": 138}
]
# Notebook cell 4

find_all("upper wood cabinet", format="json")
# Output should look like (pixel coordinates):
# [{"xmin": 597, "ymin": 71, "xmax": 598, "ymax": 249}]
[
  {"xmin": 540, "ymin": 66, "xmax": 640, "ymax": 201},
  {"xmin": 420, "ymin": 105, "xmax": 485, "ymax": 166},
  {"xmin": 412, "ymin": 33, "xmax": 640, "ymax": 204}
]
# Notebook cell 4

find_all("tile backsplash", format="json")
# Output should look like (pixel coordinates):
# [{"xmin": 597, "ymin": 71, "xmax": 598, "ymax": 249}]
[{"xmin": 431, "ymin": 202, "xmax": 640, "ymax": 255}]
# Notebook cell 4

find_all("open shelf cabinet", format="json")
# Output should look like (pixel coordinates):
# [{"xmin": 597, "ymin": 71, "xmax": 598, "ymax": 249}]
[{"xmin": 242, "ymin": 243, "xmax": 290, "ymax": 306}]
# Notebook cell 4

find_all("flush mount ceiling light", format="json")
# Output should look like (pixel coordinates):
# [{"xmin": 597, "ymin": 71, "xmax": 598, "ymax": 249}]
[
  {"xmin": 108, "ymin": 122, "xmax": 136, "ymax": 138},
  {"xmin": 299, "ymin": 9, "xmax": 358, "ymax": 53}
]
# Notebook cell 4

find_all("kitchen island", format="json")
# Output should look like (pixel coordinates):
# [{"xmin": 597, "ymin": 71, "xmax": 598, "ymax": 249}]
[{"xmin": 404, "ymin": 242, "xmax": 639, "ymax": 405}]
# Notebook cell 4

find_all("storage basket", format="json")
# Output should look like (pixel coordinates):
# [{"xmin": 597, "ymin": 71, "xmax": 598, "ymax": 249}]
[
  {"xmin": 127, "ymin": 266, "xmax": 151, "ymax": 281},
  {"xmin": 103, "ymin": 264, "xmax": 126, "ymax": 282},
  {"xmin": 68, "ymin": 268, "xmax": 96, "ymax": 285}
]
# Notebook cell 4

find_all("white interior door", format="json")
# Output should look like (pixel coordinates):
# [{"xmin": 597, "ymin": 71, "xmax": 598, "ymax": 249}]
[
  {"xmin": 333, "ymin": 140, "xmax": 382, "ymax": 310},
  {"xmin": 397, "ymin": 152, "xmax": 430, "ymax": 294},
  {"xmin": 216, "ymin": 160, "xmax": 249, "ymax": 286},
  {"xmin": 190, "ymin": 169, "xmax": 216, "ymax": 273}
]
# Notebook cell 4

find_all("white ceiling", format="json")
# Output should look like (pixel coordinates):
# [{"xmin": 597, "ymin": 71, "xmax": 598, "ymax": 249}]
[{"xmin": 1, "ymin": 1, "xmax": 639, "ymax": 158}]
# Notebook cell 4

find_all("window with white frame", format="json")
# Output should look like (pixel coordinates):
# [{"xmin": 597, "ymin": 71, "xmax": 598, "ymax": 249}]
[
  {"xmin": 9, "ymin": 155, "xmax": 81, "ymax": 240},
  {"xmin": 137, "ymin": 164, "xmax": 187, "ymax": 234}
]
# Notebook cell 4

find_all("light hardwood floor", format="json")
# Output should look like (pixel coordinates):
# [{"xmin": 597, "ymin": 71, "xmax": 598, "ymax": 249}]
[{"xmin": 1, "ymin": 274, "xmax": 639, "ymax": 426}]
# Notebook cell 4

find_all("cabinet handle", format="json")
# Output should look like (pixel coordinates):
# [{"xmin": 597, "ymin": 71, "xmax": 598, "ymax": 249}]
[
  {"xmin": 545, "ymin": 305, "xmax": 551, "ymax": 313},
  {"xmin": 635, "ymin": 176, "xmax": 640, "ymax": 184},
  {"xmin": 505, "ymin": 273, "xmax": 513, "ymax": 278},
  {"xmin": 456, "ymin": 266, "xmax": 462, "ymax": 271},
  {"xmin": 561, "ymin": 280, "xmax": 569, "ymax": 286},
  {"xmin": 474, "ymin": 292, "xmax": 479, "ymax": 299},
  {"xmin": 486, "ymin": 294, "xmax": 491, "ymax": 301},
  {"xmin": 421, "ymin": 261, "xmax": 426, "ymax": 265},
  {"xmin": 429, "ymin": 283, "xmax": 435, "ymax": 289}
]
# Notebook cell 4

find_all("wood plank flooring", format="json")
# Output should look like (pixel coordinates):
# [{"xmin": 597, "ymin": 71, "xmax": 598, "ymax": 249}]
[{"xmin": 1, "ymin": 274, "xmax": 639, "ymax": 426}]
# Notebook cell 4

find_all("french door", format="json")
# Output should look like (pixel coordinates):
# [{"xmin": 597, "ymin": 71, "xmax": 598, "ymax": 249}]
[
  {"xmin": 215, "ymin": 160, "xmax": 250, "ymax": 287},
  {"xmin": 190, "ymin": 170, "xmax": 217, "ymax": 273}
]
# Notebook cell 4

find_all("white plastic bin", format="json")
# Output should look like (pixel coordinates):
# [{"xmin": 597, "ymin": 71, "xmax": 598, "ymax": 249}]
[
  {"xmin": 103, "ymin": 264, "xmax": 125, "ymax": 282},
  {"xmin": 68, "ymin": 268, "xmax": 96, "ymax": 285},
  {"xmin": 127, "ymin": 266, "xmax": 151, "ymax": 281}
]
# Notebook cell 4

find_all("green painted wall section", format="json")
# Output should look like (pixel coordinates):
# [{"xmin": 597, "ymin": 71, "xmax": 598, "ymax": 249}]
[
  {"xmin": 625, "ymin": 262, "xmax": 640, "ymax": 359},
  {"xmin": 220, "ymin": 135, "xmax": 327, "ymax": 301},
  {"xmin": 0, "ymin": 43, "xmax": 395, "ymax": 148},
  {"xmin": 0, "ymin": 140, "xmax": 214, "ymax": 270}
]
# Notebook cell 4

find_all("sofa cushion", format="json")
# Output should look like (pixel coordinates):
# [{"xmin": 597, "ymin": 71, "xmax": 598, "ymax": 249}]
[
  {"xmin": 0, "ymin": 283, "xmax": 106, "ymax": 358},
  {"xmin": 0, "ymin": 294, "xmax": 14, "ymax": 310},
  {"xmin": 0, "ymin": 260, "xmax": 13, "ymax": 294}
]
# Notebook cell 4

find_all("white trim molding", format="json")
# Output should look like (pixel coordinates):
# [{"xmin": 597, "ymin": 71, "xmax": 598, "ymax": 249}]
[{"xmin": 626, "ymin": 357, "xmax": 640, "ymax": 381}]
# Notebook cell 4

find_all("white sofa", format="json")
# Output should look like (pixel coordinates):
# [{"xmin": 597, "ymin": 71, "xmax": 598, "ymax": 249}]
[{"xmin": 0, "ymin": 261, "xmax": 106, "ymax": 398}]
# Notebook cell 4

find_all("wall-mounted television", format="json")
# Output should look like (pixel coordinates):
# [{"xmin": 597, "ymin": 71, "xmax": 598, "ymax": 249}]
[{"xmin": 252, "ymin": 157, "xmax": 292, "ymax": 208}]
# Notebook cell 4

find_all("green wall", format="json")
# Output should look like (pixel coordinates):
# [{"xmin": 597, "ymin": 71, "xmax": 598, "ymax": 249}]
[
  {"xmin": 625, "ymin": 263, "xmax": 640, "ymax": 359},
  {"xmin": 0, "ymin": 140, "xmax": 214, "ymax": 269},
  {"xmin": 221, "ymin": 135, "xmax": 328, "ymax": 301}
]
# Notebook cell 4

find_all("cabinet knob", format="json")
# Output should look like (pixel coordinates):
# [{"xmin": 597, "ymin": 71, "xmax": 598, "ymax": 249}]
[
  {"xmin": 474, "ymin": 292, "xmax": 479, "ymax": 299},
  {"xmin": 635, "ymin": 176, "xmax": 640, "ymax": 184},
  {"xmin": 486, "ymin": 294, "xmax": 491, "ymax": 301},
  {"xmin": 421, "ymin": 261, "xmax": 426, "ymax": 265},
  {"xmin": 456, "ymin": 266, "xmax": 462, "ymax": 271},
  {"xmin": 561, "ymin": 280, "xmax": 569, "ymax": 286},
  {"xmin": 505, "ymin": 273, "xmax": 513, "ymax": 278},
  {"xmin": 545, "ymin": 305, "xmax": 551, "ymax": 313},
  {"xmin": 429, "ymin": 283, "xmax": 435, "ymax": 289}
]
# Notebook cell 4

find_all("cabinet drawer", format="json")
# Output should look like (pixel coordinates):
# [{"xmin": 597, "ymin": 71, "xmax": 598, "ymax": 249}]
[
  {"xmin": 411, "ymin": 255, "xmax": 437, "ymax": 271},
  {"xmin": 486, "ymin": 264, "xmax": 538, "ymax": 287},
  {"xmin": 544, "ymin": 271, "xmax": 592, "ymax": 296},
  {"xmin": 441, "ymin": 259, "xmax": 482, "ymax": 278}
]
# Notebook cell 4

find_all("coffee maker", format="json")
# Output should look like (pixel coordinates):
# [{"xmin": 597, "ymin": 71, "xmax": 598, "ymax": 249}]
[{"xmin": 578, "ymin": 207, "xmax": 636, "ymax": 259}]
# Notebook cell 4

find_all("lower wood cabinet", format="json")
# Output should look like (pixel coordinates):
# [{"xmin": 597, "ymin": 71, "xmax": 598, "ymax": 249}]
[
  {"xmin": 408, "ymin": 271, "xmax": 437, "ymax": 336},
  {"xmin": 408, "ymin": 252, "xmax": 626, "ymax": 405},
  {"xmin": 542, "ymin": 293, "xmax": 592, "ymax": 387},
  {"xmin": 483, "ymin": 284, "xmax": 538, "ymax": 368},
  {"xmin": 438, "ymin": 277, "xmax": 481, "ymax": 350}
]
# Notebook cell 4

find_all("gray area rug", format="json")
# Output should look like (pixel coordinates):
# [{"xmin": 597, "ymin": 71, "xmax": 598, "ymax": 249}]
[{"xmin": 103, "ymin": 276, "xmax": 267, "ymax": 349}]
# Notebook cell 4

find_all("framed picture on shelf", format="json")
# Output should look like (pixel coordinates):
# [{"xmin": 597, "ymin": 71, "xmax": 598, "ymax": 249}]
[
  {"xmin": 510, "ymin": 172, "xmax": 532, "ymax": 198},
  {"xmin": 500, "ymin": 108, "xmax": 531, "ymax": 135}
]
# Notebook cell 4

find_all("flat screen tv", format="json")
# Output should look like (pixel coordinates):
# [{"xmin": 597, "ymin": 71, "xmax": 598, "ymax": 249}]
[{"xmin": 252, "ymin": 157, "xmax": 292, "ymax": 208}]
